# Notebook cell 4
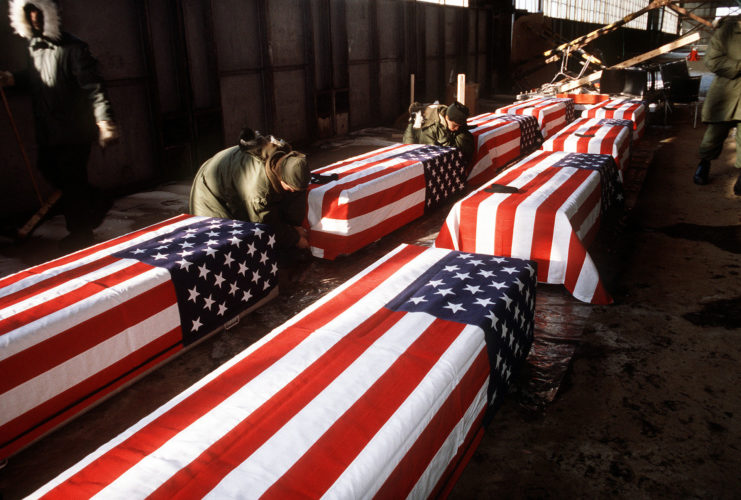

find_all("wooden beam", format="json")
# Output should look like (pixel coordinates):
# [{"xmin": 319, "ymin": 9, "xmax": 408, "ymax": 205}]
[
  {"xmin": 665, "ymin": 2, "xmax": 713, "ymax": 28},
  {"xmin": 556, "ymin": 31, "xmax": 701, "ymax": 92},
  {"xmin": 543, "ymin": 0, "xmax": 671, "ymax": 58}
]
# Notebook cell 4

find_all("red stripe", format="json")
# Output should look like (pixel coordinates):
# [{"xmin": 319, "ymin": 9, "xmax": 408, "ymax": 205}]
[
  {"xmin": 312, "ymin": 144, "xmax": 408, "ymax": 175},
  {"xmin": 0, "ymin": 261, "xmax": 156, "ymax": 336},
  {"xmin": 39, "ymin": 245, "xmax": 426, "ymax": 498},
  {"xmin": 317, "ymin": 159, "xmax": 421, "ymax": 220},
  {"xmin": 0, "ymin": 255, "xmax": 119, "ymax": 311},
  {"xmin": 493, "ymin": 167, "xmax": 563, "ymax": 257},
  {"xmin": 530, "ymin": 169, "xmax": 592, "ymax": 281},
  {"xmin": 563, "ymin": 231, "xmax": 595, "ymax": 302},
  {"xmin": 262, "ymin": 318, "xmax": 467, "ymax": 498},
  {"xmin": 568, "ymin": 176, "xmax": 601, "ymax": 238},
  {"xmin": 574, "ymin": 123, "xmax": 601, "ymax": 154},
  {"xmin": 549, "ymin": 121, "xmax": 581, "ymax": 151},
  {"xmin": 435, "ymin": 221, "xmax": 457, "ymax": 250},
  {"xmin": 562, "ymin": 189, "xmax": 613, "ymax": 304},
  {"xmin": 374, "ymin": 348, "xmax": 490, "ymax": 499},
  {"xmin": 598, "ymin": 127, "xmax": 617, "ymax": 157},
  {"xmin": 323, "ymin": 173, "xmax": 424, "ymax": 220},
  {"xmin": 431, "ymin": 408, "xmax": 487, "ymax": 499},
  {"xmin": 0, "ymin": 214, "xmax": 192, "ymax": 290},
  {"xmin": 151, "ymin": 308, "xmax": 410, "ymax": 499},
  {"xmin": 309, "ymin": 204, "xmax": 423, "ymax": 260},
  {"xmin": 0, "ymin": 280, "xmax": 178, "ymax": 394},
  {"xmin": 1, "ymin": 326, "xmax": 182, "ymax": 459},
  {"xmin": 455, "ymin": 154, "xmax": 552, "ymax": 252}
]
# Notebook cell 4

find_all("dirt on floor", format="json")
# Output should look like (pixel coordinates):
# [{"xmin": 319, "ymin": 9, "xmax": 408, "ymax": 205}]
[
  {"xmin": 0, "ymin": 106, "xmax": 739, "ymax": 499},
  {"xmin": 449, "ymin": 111, "xmax": 741, "ymax": 499}
]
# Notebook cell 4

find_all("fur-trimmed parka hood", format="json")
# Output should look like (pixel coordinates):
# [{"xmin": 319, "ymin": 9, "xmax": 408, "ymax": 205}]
[{"xmin": 9, "ymin": 0, "xmax": 61, "ymax": 41}]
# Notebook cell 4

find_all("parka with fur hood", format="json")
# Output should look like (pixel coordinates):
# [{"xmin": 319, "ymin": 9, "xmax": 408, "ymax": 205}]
[{"xmin": 8, "ymin": 0, "xmax": 114, "ymax": 145}]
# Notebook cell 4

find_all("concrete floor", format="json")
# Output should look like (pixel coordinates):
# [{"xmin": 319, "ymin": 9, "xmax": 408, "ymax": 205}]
[{"xmin": 1, "ymin": 101, "xmax": 740, "ymax": 498}]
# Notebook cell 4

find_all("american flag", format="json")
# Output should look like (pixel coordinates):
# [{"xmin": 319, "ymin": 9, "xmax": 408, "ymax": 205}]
[
  {"xmin": 494, "ymin": 97, "xmax": 575, "ymax": 139},
  {"xmin": 307, "ymin": 144, "xmax": 465, "ymax": 260},
  {"xmin": 29, "ymin": 244, "xmax": 536, "ymax": 500},
  {"xmin": 580, "ymin": 98, "xmax": 647, "ymax": 140},
  {"xmin": 467, "ymin": 113, "xmax": 543, "ymax": 187},
  {"xmin": 0, "ymin": 215, "xmax": 277, "ymax": 460},
  {"xmin": 541, "ymin": 116, "xmax": 633, "ymax": 178},
  {"xmin": 436, "ymin": 150, "xmax": 615, "ymax": 304}
]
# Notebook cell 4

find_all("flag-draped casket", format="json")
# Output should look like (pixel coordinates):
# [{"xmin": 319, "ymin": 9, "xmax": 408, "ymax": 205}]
[
  {"xmin": 494, "ymin": 97, "xmax": 575, "ymax": 139},
  {"xmin": 436, "ymin": 150, "xmax": 621, "ymax": 304},
  {"xmin": 28, "ymin": 244, "xmax": 537, "ymax": 500},
  {"xmin": 306, "ymin": 144, "xmax": 466, "ymax": 260},
  {"xmin": 580, "ymin": 98, "xmax": 647, "ymax": 141},
  {"xmin": 466, "ymin": 113, "xmax": 543, "ymax": 187},
  {"xmin": 540, "ymin": 117, "xmax": 633, "ymax": 177},
  {"xmin": 0, "ymin": 215, "xmax": 278, "ymax": 460}
]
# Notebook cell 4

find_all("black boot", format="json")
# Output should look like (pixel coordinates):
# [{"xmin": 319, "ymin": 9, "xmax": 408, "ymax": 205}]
[
  {"xmin": 694, "ymin": 159, "xmax": 710, "ymax": 185},
  {"xmin": 734, "ymin": 171, "xmax": 741, "ymax": 195}
]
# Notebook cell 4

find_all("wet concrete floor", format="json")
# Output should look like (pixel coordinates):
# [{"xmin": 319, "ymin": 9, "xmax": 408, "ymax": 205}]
[{"xmin": 1, "ymin": 104, "xmax": 740, "ymax": 498}]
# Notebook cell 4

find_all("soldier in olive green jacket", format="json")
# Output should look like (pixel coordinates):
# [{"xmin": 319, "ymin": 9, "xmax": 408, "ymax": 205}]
[
  {"xmin": 403, "ymin": 101, "xmax": 474, "ymax": 164},
  {"xmin": 189, "ymin": 128, "xmax": 310, "ymax": 249},
  {"xmin": 695, "ymin": 16, "xmax": 741, "ymax": 194}
]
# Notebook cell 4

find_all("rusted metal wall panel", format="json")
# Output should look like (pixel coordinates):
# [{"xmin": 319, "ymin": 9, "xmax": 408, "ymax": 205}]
[
  {"xmin": 274, "ymin": 69, "xmax": 308, "ymax": 141},
  {"xmin": 0, "ymin": 0, "xmax": 503, "ymax": 218}
]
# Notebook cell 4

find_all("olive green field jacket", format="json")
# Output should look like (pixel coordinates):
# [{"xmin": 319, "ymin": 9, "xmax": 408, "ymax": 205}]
[
  {"xmin": 702, "ymin": 19, "xmax": 741, "ymax": 123},
  {"xmin": 189, "ymin": 146, "xmax": 305, "ymax": 248},
  {"xmin": 402, "ymin": 104, "xmax": 474, "ymax": 163}
]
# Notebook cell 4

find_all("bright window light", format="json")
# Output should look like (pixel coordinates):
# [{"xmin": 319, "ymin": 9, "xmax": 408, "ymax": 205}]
[
  {"xmin": 516, "ymin": 0, "xmax": 678, "ymax": 33},
  {"xmin": 716, "ymin": 6, "xmax": 741, "ymax": 19},
  {"xmin": 417, "ymin": 0, "xmax": 469, "ymax": 6}
]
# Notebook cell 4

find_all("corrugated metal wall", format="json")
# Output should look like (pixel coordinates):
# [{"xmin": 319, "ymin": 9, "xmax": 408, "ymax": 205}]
[{"xmin": 0, "ymin": 0, "xmax": 504, "ymax": 219}]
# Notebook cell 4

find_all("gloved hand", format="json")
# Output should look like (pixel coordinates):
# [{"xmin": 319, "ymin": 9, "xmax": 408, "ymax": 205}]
[
  {"xmin": 0, "ymin": 71, "xmax": 14, "ymax": 87},
  {"xmin": 97, "ymin": 120, "xmax": 120, "ymax": 149},
  {"xmin": 294, "ymin": 226, "xmax": 309, "ymax": 249}
]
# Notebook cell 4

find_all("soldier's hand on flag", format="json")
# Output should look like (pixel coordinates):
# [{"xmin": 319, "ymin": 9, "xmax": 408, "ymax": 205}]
[{"xmin": 294, "ymin": 226, "xmax": 309, "ymax": 249}]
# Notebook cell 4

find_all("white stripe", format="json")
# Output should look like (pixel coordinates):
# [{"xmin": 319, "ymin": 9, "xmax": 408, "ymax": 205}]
[
  {"xmin": 0, "ymin": 258, "xmax": 139, "ymax": 334},
  {"xmin": 326, "ymin": 325, "xmax": 485, "ymax": 500},
  {"xmin": 312, "ymin": 144, "xmax": 415, "ymax": 175},
  {"xmin": 574, "ymin": 193, "xmax": 601, "ymax": 242},
  {"xmin": 27, "ymin": 244, "xmax": 425, "ymax": 496},
  {"xmin": 0, "ymin": 263, "xmax": 169, "ymax": 360},
  {"xmin": 307, "ymin": 147, "xmax": 425, "ymax": 227},
  {"xmin": 510, "ymin": 167, "xmax": 578, "ymax": 259},
  {"xmin": 76, "ymin": 247, "xmax": 451, "ymax": 499},
  {"xmin": 209, "ymin": 313, "xmax": 439, "ymax": 499},
  {"xmin": 313, "ymin": 188, "xmax": 424, "ymax": 234},
  {"xmin": 0, "ymin": 216, "xmax": 205, "ymax": 299},
  {"xmin": 437, "ymin": 201, "xmax": 462, "ymax": 251},
  {"xmin": 408, "ymin": 381, "xmax": 488, "ymax": 499},
  {"xmin": 547, "ymin": 210, "xmax": 574, "ymax": 283},
  {"xmin": 572, "ymin": 243, "xmax": 603, "ymax": 302},
  {"xmin": 0, "ymin": 302, "xmax": 179, "ymax": 424},
  {"xmin": 546, "ymin": 171, "xmax": 599, "ymax": 284}
]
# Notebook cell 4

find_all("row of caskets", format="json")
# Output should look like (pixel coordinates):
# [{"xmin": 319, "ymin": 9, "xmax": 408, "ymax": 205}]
[{"xmin": 6, "ymin": 95, "xmax": 646, "ymax": 499}]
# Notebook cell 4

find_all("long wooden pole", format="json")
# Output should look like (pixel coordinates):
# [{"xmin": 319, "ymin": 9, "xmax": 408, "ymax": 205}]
[
  {"xmin": 1, "ymin": 86, "xmax": 43, "ymax": 206},
  {"xmin": 1, "ymin": 86, "xmax": 63, "ymax": 238}
]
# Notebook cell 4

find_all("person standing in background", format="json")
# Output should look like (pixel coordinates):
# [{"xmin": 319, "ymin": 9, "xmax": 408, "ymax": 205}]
[
  {"xmin": 0, "ymin": 0, "xmax": 119, "ymax": 250},
  {"xmin": 694, "ymin": 16, "xmax": 741, "ymax": 195}
]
